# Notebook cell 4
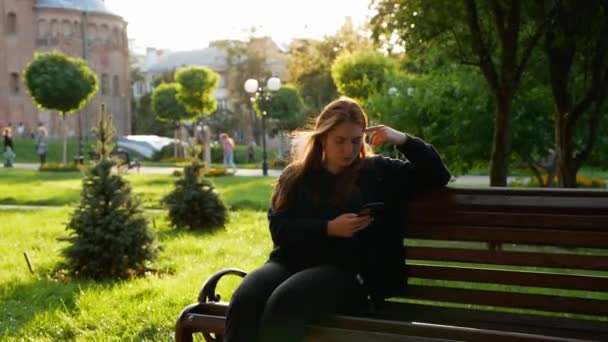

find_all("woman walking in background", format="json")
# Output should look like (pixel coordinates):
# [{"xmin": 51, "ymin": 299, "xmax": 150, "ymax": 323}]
[
  {"xmin": 220, "ymin": 133, "xmax": 237, "ymax": 173},
  {"xmin": 35, "ymin": 126, "xmax": 48, "ymax": 166}
]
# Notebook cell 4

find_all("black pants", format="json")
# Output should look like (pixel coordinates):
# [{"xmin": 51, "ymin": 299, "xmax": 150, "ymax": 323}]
[{"xmin": 224, "ymin": 261, "xmax": 367, "ymax": 342}]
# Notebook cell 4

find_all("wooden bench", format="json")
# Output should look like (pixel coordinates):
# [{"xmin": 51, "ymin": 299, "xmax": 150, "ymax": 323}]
[{"xmin": 176, "ymin": 187, "xmax": 608, "ymax": 341}]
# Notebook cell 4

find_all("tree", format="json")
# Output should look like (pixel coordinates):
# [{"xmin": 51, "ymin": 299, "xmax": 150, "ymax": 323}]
[
  {"xmin": 63, "ymin": 105, "xmax": 158, "ymax": 279},
  {"xmin": 162, "ymin": 162, "xmax": 228, "ymax": 231},
  {"xmin": 537, "ymin": 0, "xmax": 608, "ymax": 187},
  {"xmin": 368, "ymin": 65, "xmax": 495, "ymax": 175},
  {"xmin": 174, "ymin": 66, "xmax": 220, "ymax": 166},
  {"xmin": 151, "ymin": 83, "xmax": 189, "ymax": 158},
  {"xmin": 288, "ymin": 18, "xmax": 376, "ymax": 114},
  {"xmin": 175, "ymin": 66, "xmax": 220, "ymax": 116},
  {"xmin": 264, "ymin": 85, "xmax": 307, "ymax": 133},
  {"xmin": 214, "ymin": 36, "xmax": 275, "ymax": 144},
  {"xmin": 371, "ymin": 0, "xmax": 551, "ymax": 186},
  {"xmin": 23, "ymin": 51, "xmax": 98, "ymax": 164},
  {"xmin": 263, "ymin": 85, "xmax": 308, "ymax": 156},
  {"xmin": 331, "ymin": 51, "xmax": 399, "ymax": 119}
]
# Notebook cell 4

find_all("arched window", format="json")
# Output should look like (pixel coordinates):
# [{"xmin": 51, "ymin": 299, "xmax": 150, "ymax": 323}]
[
  {"xmin": 87, "ymin": 23, "xmax": 97, "ymax": 42},
  {"xmin": 7, "ymin": 12, "xmax": 17, "ymax": 34},
  {"xmin": 37, "ymin": 19, "xmax": 49, "ymax": 38},
  {"xmin": 62, "ymin": 19, "xmax": 72, "ymax": 36},
  {"xmin": 101, "ymin": 74, "xmax": 109, "ymax": 95},
  {"xmin": 113, "ymin": 75, "xmax": 120, "ymax": 96},
  {"xmin": 50, "ymin": 19, "xmax": 59, "ymax": 37},
  {"xmin": 112, "ymin": 27, "xmax": 121, "ymax": 48},
  {"xmin": 100, "ymin": 24, "xmax": 109, "ymax": 43},
  {"xmin": 10, "ymin": 72, "xmax": 20, "ymax": 94}
]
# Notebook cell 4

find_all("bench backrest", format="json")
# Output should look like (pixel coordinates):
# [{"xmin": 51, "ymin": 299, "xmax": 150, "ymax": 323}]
[{"xmin": 397, "ymin": 187, "xmax": 608, "ymax": 319}]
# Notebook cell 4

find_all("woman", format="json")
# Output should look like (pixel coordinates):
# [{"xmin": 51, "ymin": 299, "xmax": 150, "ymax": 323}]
[
  {"xmin": 220, "ymin": 133, "xmax": 237, "ymax": 172},
  {"xmin": 35, "ymin": 126, "xmax": 48, "ymax": 166},
  {"xmin": 224, "ymin": 97, "xmax": 451, "ymax": 342},
  {"xmin": 3, "ymin": 127, "xmax": 13, "ymax": 151}
]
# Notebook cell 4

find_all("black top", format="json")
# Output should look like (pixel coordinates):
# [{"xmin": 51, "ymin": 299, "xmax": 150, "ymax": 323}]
[{"xmin": 267, "ymin": 135, "xmax": 451, "ymax": 298}]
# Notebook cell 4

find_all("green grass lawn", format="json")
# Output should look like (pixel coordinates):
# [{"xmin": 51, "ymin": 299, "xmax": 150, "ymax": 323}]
[
  {"xmin": 0, "ymin": 169, "xmax": 275, "ymax": 210},
  {"xmin": 0, "ymin": 208, "xmax": 271, "ymax": 340}
]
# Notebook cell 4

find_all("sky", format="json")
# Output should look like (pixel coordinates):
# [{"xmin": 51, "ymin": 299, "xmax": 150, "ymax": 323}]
[{"xmin": 104, "ymin": 0, "xmax": 374, "ymax": 52}]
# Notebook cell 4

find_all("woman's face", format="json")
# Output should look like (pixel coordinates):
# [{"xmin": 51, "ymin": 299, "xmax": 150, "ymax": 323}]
[{"xmin": 323, "ymin": 121, "xmax": 363, "ymax": 172}]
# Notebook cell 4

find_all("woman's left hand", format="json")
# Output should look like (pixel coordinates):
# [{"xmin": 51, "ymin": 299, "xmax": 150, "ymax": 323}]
[{"xmin": 365, "ymin": 125, "xmax": 407, "ymax": 147}]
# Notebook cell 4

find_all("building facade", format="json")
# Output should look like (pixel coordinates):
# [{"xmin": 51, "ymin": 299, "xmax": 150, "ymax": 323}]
[{"xmin": 0, "ymin": 0, "xmax": 130, "ymax": 137}]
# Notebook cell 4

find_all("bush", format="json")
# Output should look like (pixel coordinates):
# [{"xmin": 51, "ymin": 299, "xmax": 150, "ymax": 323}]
[
  {"xmin": 162, "ymin": 162, "xmax": 228, "ymax": 231},
  {"xmin": 39, "ymin": 162, "xmax": 81, "ymax": 172},
  {"xmin": 516, "ymin": 174, "xmax": 607, "ymax": 188},
  {"xmin": 171, "ymin": 167, "xmax": 232, "ymax": 177},
  {"xmin": 63, "ymin": 159, "xmax": 159, "ymax": 279}
]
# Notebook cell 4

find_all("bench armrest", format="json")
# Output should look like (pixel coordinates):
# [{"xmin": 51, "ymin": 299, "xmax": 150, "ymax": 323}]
[{"xmin": 198, "ymin": 268, "xmax": 247, "ymax": 303}]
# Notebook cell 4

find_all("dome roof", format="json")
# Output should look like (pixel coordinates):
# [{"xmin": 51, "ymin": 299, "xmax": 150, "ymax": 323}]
[{"xmin": 35, "ymin": 0, "xmax": 119, "ymax": 16}]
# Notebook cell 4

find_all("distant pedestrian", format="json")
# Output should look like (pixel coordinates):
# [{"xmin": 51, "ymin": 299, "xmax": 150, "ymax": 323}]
[
  {"xmin": 16, "ymin": 122, "xmax": 25, "ymax": 138},
  {"xmin": 248, "ymin": 141, "xmax": 256, "ymax": 163},
  {"xmin": 3, "ymin": 145, "xmax": 15, "ymax": 167},
  {"xmin": 3, "ymin": 127, "xmax": 13, "ymax": 151},
  {"xmin": 220, "ymin": 133, "xmax": 237, "ymax": 172},
  {"xmin": 35, "ymin": 126, "xmax": 48, "ymax": 166}
]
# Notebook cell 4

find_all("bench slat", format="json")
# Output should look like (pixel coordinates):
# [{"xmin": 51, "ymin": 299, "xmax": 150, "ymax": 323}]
[
  {"xmin": 374, "ymin": 302, "xmax": 608, "ymax": 340},
  {"xmin": 407, "ymin": 211, "xmax": 608, "ymax": 231},
  {"xmin": 406, "ymin": 264, "xmax": 608, "ymax": 291},
  {"xmin": 400, "ymin": 285, "xmax": 608, "ymax": 316},
  {"xmin": 411, "ymin": 192, "xmax": 608, "ymax": 211},
  {"xmin": 312, "ymin": 316, "xmax": 586, "ymax": 342},
  {"xmin": 405, "ymin": 247, "xmax": 608, "ymax": 270},
  {"xmin": 406, "ymin": 224, "xmax": 608, "ymax": 248}
]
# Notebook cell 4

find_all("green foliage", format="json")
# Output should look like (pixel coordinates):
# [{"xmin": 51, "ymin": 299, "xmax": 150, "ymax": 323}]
[
  {"xmin": 92, "ymin": 104, "xmax": 116, "ymax": 160},
  {"xmin": 63, "ymin": 114, "xmax": 158, "ymax": 279},
  {"xmin": 175, "ymin": 66, "xmax": 220, "ymax": 117},
  {"xmin": 132, "ymin": 93, "xmax": 174, "ymax": 137},
  {"xmin": 64, "ymin": 159, "xmax": 158, "ymax": 279},
  {"xmin": 151, "ymin": 83, "xmax": 189, "ymax": 124},
  {"xmin": 23, "ymin": 51, "xmax": 98, "ymax": 115},
  {"xmin": 331, "ymin": 52, "xmax": 398, "ymax": 107},
  {"xmin": 162, "ymin": 162, "xmax": 228, "ymax": 231},
  {"xmin": 288, "ymin": 18, "xmax": 376, "ymax": 114},
  {"xmin": 369, "ymin": 65, "xmax": 494, "ymax": 175},
  {"xmin": 262, "ymin": 85, "xmax": 308, "ymax": 133}
]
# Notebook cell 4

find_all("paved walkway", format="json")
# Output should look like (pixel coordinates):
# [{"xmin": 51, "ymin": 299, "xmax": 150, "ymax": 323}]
[
  {"xmin": 9, "ymin": 162, "xmax": 530, "ymax": 186},
  {"xmin": 10, "ymin": 163, "xmax": 283, "ymax": 177}
]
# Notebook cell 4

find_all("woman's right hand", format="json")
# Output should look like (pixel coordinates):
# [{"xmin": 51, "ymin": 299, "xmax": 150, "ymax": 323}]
[{"xmin": 327, "ymin": 213, "xmax": 373, "ymax": 238}]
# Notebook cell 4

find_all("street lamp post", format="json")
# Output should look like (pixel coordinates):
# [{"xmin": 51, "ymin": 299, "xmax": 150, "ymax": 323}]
[{"xmin": 244, "ymin": 76, "xmax": 281, "ymax": 176}]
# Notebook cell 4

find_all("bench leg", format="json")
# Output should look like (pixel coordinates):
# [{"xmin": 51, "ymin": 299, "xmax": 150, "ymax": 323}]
[{"xmin": 176, "ymin": 303, "xmax": 198, "ymax": 342}]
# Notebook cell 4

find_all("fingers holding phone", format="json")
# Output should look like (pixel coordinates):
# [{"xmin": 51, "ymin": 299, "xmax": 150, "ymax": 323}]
[{"xmin": 327, "ymin": 213, "xmax": 373, "ymax": 238}]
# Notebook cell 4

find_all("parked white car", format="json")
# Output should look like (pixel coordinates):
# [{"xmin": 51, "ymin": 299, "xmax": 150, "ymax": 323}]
[{"xmin": 116, "ymin": 135, "xmax": 178, "ymax": 159}]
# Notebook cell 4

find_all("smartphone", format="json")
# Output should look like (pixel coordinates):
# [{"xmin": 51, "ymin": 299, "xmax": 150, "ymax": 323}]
[{"xmin": 358, "ymin": 202, "xmax": 384, "ymax": 217}]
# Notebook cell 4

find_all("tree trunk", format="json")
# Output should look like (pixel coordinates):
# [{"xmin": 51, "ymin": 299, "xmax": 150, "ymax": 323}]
[
  {"xmin": 489, "ymin": 91, "xmax": 513, "ymax": 186},
  {"xmin": 203, "ymin": 125, "xmax": 211, "ymax": 170},
  {"xmin": 555, "ymin": 113, "xmax": 577, "ymax": 187},
  {"xmin": 174, "ymin": 123, "xmax": 178, "ymax": 160},
  {"xmin": 62, "ymin": 114, "xmax": 68, "ymax": 165}
]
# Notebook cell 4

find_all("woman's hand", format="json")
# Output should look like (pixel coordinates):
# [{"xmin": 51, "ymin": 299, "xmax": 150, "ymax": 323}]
[
  {"xmin": 327, "ymin": 213, "xmax": 373, "ymax": 238},
  {"xmin": 365, "ymin": 125, "xmax": 407, "ymax": 147}
]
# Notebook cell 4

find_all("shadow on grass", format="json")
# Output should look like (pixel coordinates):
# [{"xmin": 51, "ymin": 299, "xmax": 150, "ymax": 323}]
[{"xmin": 0, "ymin": 277, "xmax": 98, "ymax": 338}]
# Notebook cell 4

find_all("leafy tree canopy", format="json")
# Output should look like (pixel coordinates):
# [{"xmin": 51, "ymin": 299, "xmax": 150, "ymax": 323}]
[{"xmin": 23, "ymin": 51, "xmax": 98, "ymax": 115}]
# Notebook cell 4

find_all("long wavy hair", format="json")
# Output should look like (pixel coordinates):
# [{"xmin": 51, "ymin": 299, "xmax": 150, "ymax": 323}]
[{"xmin": 272, "ymin": 97, "xmax": 374, "ymax": 212}]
